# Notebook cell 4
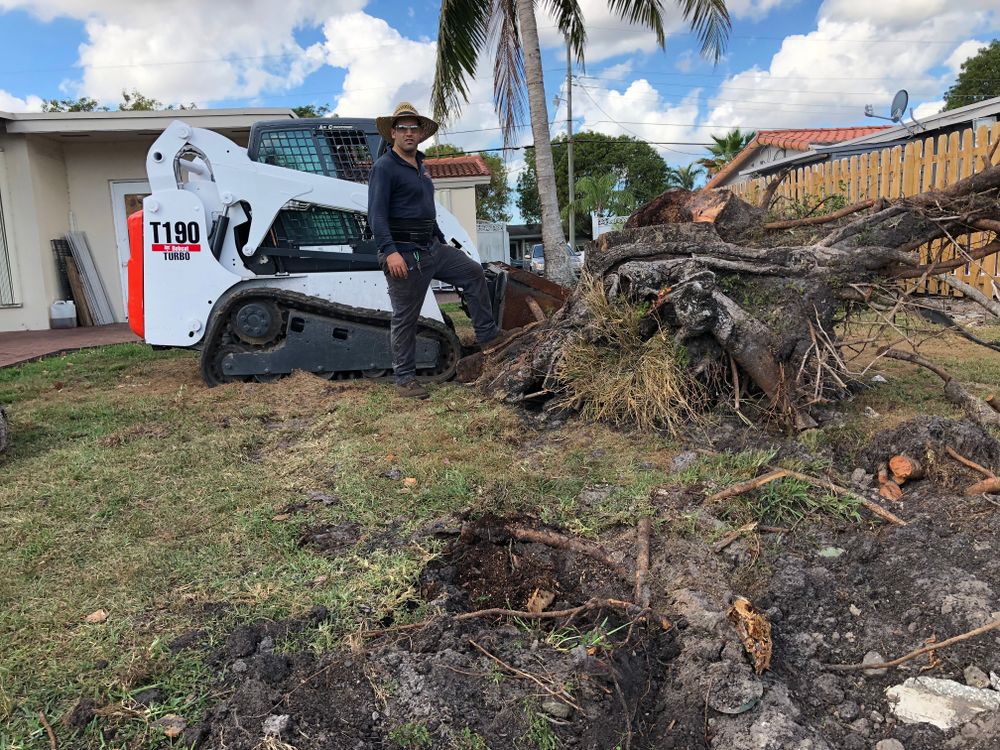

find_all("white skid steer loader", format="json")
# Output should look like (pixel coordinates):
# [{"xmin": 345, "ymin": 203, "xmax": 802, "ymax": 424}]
[{"xmin": 127, "ymin": 118, "xmax": 509, "ymax": 385}]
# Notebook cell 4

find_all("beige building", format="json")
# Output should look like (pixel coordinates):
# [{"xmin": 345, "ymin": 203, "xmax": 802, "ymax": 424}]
[{"xmin": 0, "ymin": 109, "xmax": 489, "ymax": 332}]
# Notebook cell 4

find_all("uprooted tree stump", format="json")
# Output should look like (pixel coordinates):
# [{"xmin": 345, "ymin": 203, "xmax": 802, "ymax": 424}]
[{"xmin": 476, "ymin": 167, "xmax": 1000, "ymax": 432}]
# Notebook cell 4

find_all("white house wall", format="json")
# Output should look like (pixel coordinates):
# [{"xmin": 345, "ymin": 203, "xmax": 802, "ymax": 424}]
[
  {"xmin": 0, "ymin": 135, "xmax": 71, "ymax": 331},
  {"xmin": 63, "ymin": 140, "xmax": 150, "ymax": 322}
]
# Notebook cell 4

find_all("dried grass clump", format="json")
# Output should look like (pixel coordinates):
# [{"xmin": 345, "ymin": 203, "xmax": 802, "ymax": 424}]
[{"xmin": 552, "ymin": 278, "xmax": 705, "ymax": 434}]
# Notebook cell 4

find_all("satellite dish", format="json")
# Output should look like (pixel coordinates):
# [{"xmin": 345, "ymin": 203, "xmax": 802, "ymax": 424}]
[{"xmin": 890, "ymin": 90, "xmax": 909, "ymax": 122}]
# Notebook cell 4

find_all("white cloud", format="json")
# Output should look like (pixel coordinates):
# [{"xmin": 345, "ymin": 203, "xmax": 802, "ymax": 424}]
[
  {"xmin": 912, "ymin": 99, "xmax": 944, "ymax": 118},
  {"xmin": 725, "ymin": 0, "xmax": 798, "ymax": 20},
  {"xmin": 568, "ymin": 78, "xmax": 705, "ymax": 164},
  {"xmin": 703, "ymin": 0, "xmax": 999, "ymax": 133},
  {"xmin": 0, "ymin": 0, "xmax": 365, "ymax": 105},
  {"xmin": 945, "ymin": 39, "xmax": 988, "ymax": 73},
  {"xmin": 0, "ymin": 89, "xmax": 43, "ymax": 111}
]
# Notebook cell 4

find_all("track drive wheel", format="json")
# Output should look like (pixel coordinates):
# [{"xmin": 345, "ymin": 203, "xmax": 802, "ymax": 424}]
[
  {"xmin": 203, "ymin": 343, "xmax": 252, "ymax": 387},
  {"xmin": 232, "ymin": 300, "xmax": 282, "ymax": 346}
]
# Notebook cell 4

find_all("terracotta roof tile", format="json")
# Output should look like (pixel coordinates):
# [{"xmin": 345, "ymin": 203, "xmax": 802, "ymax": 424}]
[
  {"xmin": 424, "ymin": 154, "xmax": 492, "ymax": 179},
  {"xmin": 754, "ymin": 126, "xmax": 891, "ymax": 151},
  {"xmin": 704, "ymin": 126, "xmax": 891, "ymax": 190}
]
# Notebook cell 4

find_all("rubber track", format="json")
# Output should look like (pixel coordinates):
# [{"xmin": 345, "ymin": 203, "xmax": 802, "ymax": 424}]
[{"xmin": 200, "ymin": 287, "xmax": 462, "ymax": 386}]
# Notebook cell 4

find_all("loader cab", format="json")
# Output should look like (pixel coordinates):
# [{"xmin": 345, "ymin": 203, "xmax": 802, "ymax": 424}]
[{"xmin": 238, "ymin": 118, "xmax": 387, "ymax": 275}]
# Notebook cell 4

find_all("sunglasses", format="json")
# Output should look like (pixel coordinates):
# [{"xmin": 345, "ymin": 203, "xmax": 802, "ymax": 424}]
[{"xmin": 393, "ymin": 124, "xmax": 422, "ymax": 133}]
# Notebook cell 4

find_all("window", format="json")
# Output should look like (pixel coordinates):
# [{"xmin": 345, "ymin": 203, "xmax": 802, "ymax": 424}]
[
  {"xmin": 0, "ymin": 170, "xmax": 14, "ymax": 306},
  {"xmin": 256, "ymin": 126, "xmax": 374, "ymax": 183}
]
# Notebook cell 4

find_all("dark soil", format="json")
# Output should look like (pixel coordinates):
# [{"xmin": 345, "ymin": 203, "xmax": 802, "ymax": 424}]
[
  {"xmin": 85, "ymin": 418, "xmax": 1000, "ymax": 749},
  {"xmin": 196, "ymin": 521, "xmax": 678, "ymax": 750}
]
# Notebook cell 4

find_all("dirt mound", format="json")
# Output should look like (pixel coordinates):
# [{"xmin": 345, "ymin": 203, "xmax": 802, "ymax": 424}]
[{"xmin": 861, "ymin": 417, "xmax": 1000, "ymax": 477}]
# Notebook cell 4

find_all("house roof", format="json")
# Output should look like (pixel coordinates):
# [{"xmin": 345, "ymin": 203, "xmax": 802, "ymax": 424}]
[
  {"xmin": 730, "ymin": 95, "xmax": 1000, "ymax": 180},
  {"xmin": 0, "ymin": 108, "xmax": 295, "ymax": 141},
  {"xmin": 424, "ymin": 154, "xmax": 492, "ymax": 179},
  {"xmin": 755, "ymin": 126, "xmax": 891, "ymax": 151},
  {"xmin": 705, "ymin": 126, "xmax": 891, "ymax": 189}
]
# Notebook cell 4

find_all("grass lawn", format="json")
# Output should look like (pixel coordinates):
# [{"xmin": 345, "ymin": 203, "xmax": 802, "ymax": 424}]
[
  {"xmin": 0, "ymin": 307, "xmax": 996, "ymax": 748},
  {"xmin": 0, "ymin": 342, "xmax": 678, "ymax": 748}
]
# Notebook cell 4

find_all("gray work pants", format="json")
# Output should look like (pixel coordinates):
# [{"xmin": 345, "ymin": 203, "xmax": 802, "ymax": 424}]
[{"xmin": 380, "ymin": 240, "xmax": 500, "ymax": 384}]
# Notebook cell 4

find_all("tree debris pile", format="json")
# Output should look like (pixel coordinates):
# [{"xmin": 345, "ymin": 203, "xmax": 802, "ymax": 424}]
[{"xmin": 479, "ymin": 173, "xmax": 1000, "ymax": 431}]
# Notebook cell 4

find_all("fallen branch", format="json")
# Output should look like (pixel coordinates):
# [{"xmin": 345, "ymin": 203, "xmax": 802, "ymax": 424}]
[
  {"xmin": 894, "ymin": 240, "xmax": 1000, "ymax": 279},
  {"xmin": 763, "ymin": 198, "xmax": 877, "ymax": 230},
  {"xmin": 965, "ymin": 477, "xmax": 1000, "ymax": 495},
  {"xmin": 944, "ymin": 446, "xmax": 996, "ymax": 479},
  {"xmin": 634, "ymin": 518, "xmax": 651, "ymax": 609},
  {"xmin": 825, "ymin": 616, "xmax": 1000, "ymax": 672},
  {"xmin": 38, "ymin": 712, "xmax": 57, "ymax": 750},
  {"xmin": 934, "ymin": 274, "xmax": 1000, "ymax": 319},
  {"xmin": 776, "ymin": 467, "xmax": 907, "ymax": 526},
  {"xmin": 883, "ymin": 349, "xmax": 1000, "ymax": 429},
  {"xmin": 706, "ymin": 470, "xmax": 789, "ymax": 504},
  {"xmin": 758, "ymin": 167, "xmax": 793, "ymax": 212}
]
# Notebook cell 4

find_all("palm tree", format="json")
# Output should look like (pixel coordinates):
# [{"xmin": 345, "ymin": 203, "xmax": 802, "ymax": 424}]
[
  {"xmin": 697, "ymin": 128, "xmax": 755, "ymax": 176},
  {"xmin": 432, "ymin": 0, "xmax": 731, "ymax": 284},
  {"xmin": 666, "ymin": 163, "xmax": 704, "ymax": 190},
  {"xmin": 564, "ymin": 172, "xmax": 635, "ymax": 220}
]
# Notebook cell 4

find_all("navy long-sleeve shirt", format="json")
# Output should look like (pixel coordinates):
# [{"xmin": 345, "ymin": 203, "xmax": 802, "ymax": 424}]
[{"xmin": 367, "ymin": 148, "xmax": 445, "ymax": 256}]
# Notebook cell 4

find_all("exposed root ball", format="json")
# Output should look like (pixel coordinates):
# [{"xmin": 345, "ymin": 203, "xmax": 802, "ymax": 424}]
[{"xmin": 551, "ymin": 280, "xmax": 705, "ymax": 434}]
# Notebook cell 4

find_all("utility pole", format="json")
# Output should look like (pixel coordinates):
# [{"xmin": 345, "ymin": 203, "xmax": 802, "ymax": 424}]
[{"xmin": 566, "ymin": 41, "xmax": 575, "ymax": 253}]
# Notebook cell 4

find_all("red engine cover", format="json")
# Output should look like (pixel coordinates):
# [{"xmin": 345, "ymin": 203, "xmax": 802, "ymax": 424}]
[{"xmin": 126, "ymin": 210, "xmax": 144, "ymax": 338}]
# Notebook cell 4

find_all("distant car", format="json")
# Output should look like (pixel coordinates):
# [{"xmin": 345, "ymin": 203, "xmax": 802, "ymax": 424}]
[{"xmin": 529, "ymin": 243, "xmax": 584, "ymax": 276}]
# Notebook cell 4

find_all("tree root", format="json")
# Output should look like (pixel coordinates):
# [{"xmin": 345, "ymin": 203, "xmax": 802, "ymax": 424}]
[
  {"xmin": 775, "ymin": 467, "xmax": 907, "ymax": 526},
  {"xmin": 825, "ymin": 616, "xmax": 1000, "ymax": 672},
  {"xmin": 882, "ymin": 349, "xmax": 1000, "ymax": 429},
  {"xmin": 634, "ymin": 518, "xmax": 651, "ymax": 609},
  {"xmin": 944, "ymin": 446, "xmax": 996, "ymax": 479}
]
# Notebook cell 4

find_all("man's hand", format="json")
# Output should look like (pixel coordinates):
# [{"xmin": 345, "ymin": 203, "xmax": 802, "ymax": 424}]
[{"xmin": 385, "ymin": 252, "xmax": 409, "ymax": 279}]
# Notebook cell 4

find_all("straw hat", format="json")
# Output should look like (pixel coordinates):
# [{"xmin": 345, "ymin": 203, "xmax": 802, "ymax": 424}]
[{"xmin": 375, "ymin": 102, "xmax": 438, "ymax": 143}]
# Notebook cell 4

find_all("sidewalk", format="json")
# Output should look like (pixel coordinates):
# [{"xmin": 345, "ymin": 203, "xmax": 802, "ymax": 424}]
[{"xmin": 0, "ymin": 324, "xmax": 139, "ymax": 368}]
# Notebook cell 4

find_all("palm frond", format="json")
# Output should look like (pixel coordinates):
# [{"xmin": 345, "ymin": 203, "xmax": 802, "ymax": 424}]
[
  {"xmin": 607, "ymin": 0, "xmax": 730, "ymax": 62},
  {"xmin": 606, "ymin": 0, "xmax": 666, "ymax": 46},
  {"xmin": 489, "ymin": 0, "xmax": 527, "ymax": 148},
  {"xmin": 540, "ymin": 0, "xmax": 587, "ymax": 62},
  {"xmin": 431, "ymin": 0, "xmax": 494, "ymax": 123},
  {"xmin": 677, "ymin": 0, "xmax": 730, "ymax": 62}
]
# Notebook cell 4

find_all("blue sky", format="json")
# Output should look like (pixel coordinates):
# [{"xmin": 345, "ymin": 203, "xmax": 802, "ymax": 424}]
[{"xmin": 0, "ymin": 0, "xmax": 996, "ymax": 177}]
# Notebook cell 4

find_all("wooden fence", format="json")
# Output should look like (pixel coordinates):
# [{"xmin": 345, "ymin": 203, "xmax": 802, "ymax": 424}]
[{"xmin": 730, "ymin": 124, "xmax": 1000, "ymax": 297}]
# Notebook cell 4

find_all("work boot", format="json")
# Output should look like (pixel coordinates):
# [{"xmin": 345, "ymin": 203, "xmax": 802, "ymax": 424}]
[{"xmin": 395, "ymin": 379, "xmax": 429, "ymax": 400}]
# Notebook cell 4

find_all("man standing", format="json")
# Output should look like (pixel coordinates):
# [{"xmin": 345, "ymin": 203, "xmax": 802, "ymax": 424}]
[{"xmin": 369, "ymin": 102, "xmax": 505, "ymax": 399}]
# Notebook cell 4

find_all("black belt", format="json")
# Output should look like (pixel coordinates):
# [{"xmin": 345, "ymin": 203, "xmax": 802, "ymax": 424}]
[
  {"xmin": 388, "ymin": 219, "xmax": 435, "ymax": 246},
  {"xmin": 389, "ymin": 229, "xmax": 434, "ymax": 244}
]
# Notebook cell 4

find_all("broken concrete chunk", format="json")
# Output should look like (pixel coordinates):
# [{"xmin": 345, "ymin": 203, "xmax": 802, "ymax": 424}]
[
  {"xmin": 874, "ymin": 740, "xmax": 904, "ymax": 750},
  {"xmin": 263, "ymin": 714, "xmax": 291, "ymax": 737},
  {"xmin": 862, "ymin": 650, "xmax": 888, "ymax": 676},
  {"xmin": 817, "ymin": 546, "xmax": 845, "ymax": 559},
  {"xmin": 885, "ymin": 676, "xmax": 1000, "ymax": 730},
  {"xmin": 541, "ymin": 700, "xmax": 572, "ymax": 720},
  {"xmin": 964, "ymin": 665, "xmax": 991, "ymax": 689}
]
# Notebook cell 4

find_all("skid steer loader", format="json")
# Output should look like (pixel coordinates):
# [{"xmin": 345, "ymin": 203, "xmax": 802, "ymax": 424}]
[{"xmin": 127, "ymin": 118, "xmax": 511, "ymax": 386}]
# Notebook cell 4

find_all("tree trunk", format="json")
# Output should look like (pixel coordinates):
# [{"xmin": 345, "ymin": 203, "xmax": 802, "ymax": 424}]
[
  {"xmin": 476, "ymin": 171, "xmax": 1000, "ymax": 430},
  {"xmin": 516, "ymin": 0, "xmax": 572, "ymax": 286}
]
